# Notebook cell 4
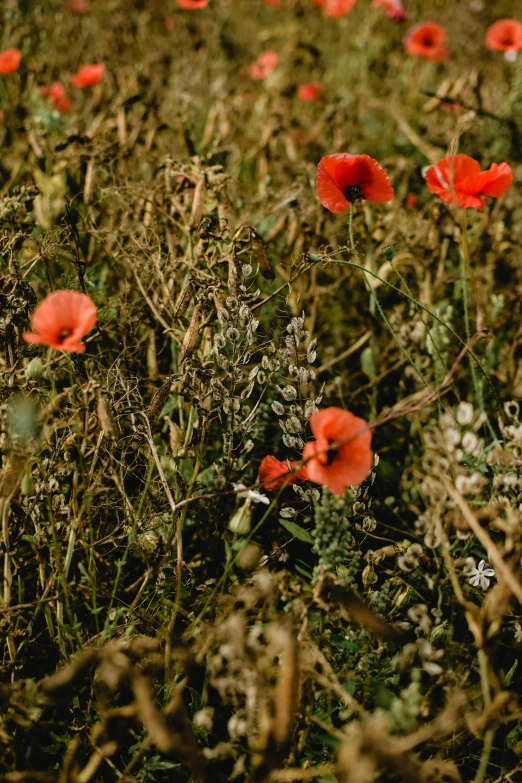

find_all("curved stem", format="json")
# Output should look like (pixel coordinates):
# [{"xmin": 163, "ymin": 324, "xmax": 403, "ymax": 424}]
[{"xmin": 320, "ymin": 255, "xmax": 498, "ymax": 407}]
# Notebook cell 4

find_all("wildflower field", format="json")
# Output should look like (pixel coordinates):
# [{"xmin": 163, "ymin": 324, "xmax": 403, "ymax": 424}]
[{"xmin": 2, "ymin": 0, "xmax": 522, "ymax": 781}]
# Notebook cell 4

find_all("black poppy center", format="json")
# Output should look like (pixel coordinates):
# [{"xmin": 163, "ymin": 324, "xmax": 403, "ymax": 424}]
[
  {"xmin": 501, "ymin": 37, "xmax": 514, "ymax": 46},
  {"xmin": 326, "ymin": 440, "xmax": 338, "ymax": 465},
  {"xmin": 59, "ymin": 328, "xmax": 72, "ymax": 342},
  {"xmin": 422, "ymin": 37, "xmax": 434, "ymax": 47},
  {"xmin": 344, "ymin": 184, "xmax": 362, "ymax": 202}
]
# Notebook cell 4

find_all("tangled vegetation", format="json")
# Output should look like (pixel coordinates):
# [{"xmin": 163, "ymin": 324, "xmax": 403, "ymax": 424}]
[{"xmin": 2, "ymin": 0, "xmax": 522, "ymax": 781}]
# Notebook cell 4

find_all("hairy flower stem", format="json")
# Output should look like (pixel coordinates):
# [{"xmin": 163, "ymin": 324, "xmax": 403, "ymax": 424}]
[
  {"xmin": 459, "ymin": 218, "xmax": 484, "ymax": 413},
  {"xmin": 473, "ymin": 649, "xmax": 495, "ymax": 783}
]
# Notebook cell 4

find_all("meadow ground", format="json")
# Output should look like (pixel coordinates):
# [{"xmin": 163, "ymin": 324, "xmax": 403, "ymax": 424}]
[{"xmin": 1, "ymin": 0, "xmax": 522, "ymax": 781}]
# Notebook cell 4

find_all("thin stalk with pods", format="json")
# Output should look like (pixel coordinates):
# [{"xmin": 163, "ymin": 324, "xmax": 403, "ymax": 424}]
[
  {"xmin": 458, "ymin": 211, "xmax": 485, "ymax": 412},
  {"xmin": 347, "ymin": 203, "xmax": 431, "ymax": 416}
]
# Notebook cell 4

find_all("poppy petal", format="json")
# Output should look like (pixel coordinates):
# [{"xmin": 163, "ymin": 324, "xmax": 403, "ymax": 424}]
[
  {"xmin": 316, "ymin": 157, "xmax": 351, "ymax": 213},
  {"xmin": 23, "ymin": 291, "xmax": 97, "ymax": 353},
  {"xmin": 302, "ymin": 407, "xmax": 373, "ymax": 495},
  {"xmin": 426, "ymin": 155, "xmax": 512, "ymax": 209},
  {"xmin": 474, "ymin": 162, "xmax": 513, "ymax": 198},
  {"xmin": 316, "ymin": 153, "xmax": 393, "ymax": 213}
]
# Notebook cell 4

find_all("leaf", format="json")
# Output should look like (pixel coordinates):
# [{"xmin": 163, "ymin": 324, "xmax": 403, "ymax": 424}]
[
  {"xmin": 279, "ymin": 518, "xmax": 313, "ymax": 544},
  {"xmin": 505, "ymin": 658, "xmax": 518, "ymax": 687}
]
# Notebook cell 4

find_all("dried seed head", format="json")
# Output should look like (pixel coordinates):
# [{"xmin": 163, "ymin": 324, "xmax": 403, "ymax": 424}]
[
  {"xmin": 180, "ymin": 304, "xmax": 202, "ymax": 362},
  {"xmin": 281, "ymin": 385, "xmax": 297, "ymax": 401},
  {"xmin": 173, "ymin": 279, "xmax": 195, "ymax": 319},
  {"xmin": 249, "ymin": 228, "xmax": 274, "ymax": 280},
  {"xmin": 190, "ymin": 176, "xmax": 207, "ymax": 228}
]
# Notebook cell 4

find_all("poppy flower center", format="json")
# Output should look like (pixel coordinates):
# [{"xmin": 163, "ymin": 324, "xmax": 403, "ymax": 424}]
[
  {"xmin": 343, "ymin": 184, "xmax": 362, "ymax": 201},
  {"xmin": 422, "ymin": 36, "xmax": 434, "ymax": 47},
  {"xmin": 326, "ymin": 443, "xmax": 338, "ymax": 465},
  {"xmin": 59, "ymin": 328, "xmax": 72, "ymax": 342},
  {"xmin": 501, "ymin": 37, "xmax": 514, "ymax": 46}
]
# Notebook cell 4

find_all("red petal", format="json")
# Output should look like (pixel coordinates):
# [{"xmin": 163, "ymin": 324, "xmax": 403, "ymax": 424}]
[
  {"xmin": 303, "ymin": 408, "xmax": 373, "ymax": 495},
  {"xmin": 486, "ymin": 19, "xmax": 522, "ymax": 52},
  {"xmin": 259, "ymin": 455, "xmax": 297, "ymax": 490},
  {"xmin": 425, "ymin": 155, "xmax": 480, "ymax": 201},
  {"xmin": 316, "ymin": 153, "xmax": 393, "ymax": 212},
  {"xmin": 475, "ymin": 162, "xmax": 512, "ymax": 198},
  {"xmin": 316, "ymin": 155, "xmax": 351, "ymax": 213},
  {"xmin": 25, "ymin": 291, "xmax": 96, "ymax": 352}
]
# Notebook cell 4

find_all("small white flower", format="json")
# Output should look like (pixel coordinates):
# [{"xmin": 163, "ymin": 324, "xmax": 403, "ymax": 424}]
[
  {"xmin": 514, "ymin": 623, "xmax": 522, "ymax": 643},
  {"xmin": 233, "ymin": 483, "xmax": 270, "ymax": 504},
  {"xmin": 461, "ymin": 431, "xmax": 480, "ymax": 455},
  {"xmin": 468, "ymin": 560, "xmax": 495, "ymax": 591},
  {"xmin": 456, "ymin": 401, "xmax": 474, "ymax": 426},
  {"xmin": 505, "ymin": 49, "xmax": 518, "ymax": 63}
]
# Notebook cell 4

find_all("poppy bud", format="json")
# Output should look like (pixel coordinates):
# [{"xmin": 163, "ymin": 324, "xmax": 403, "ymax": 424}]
[
  {"xmin": 236, "ymin": 542, "xmax": 263, "ymax": 570},
  {"xmin": 381, "ymin": 245, "xmax": 396, "ymax": 261},
  {"xmin": 228, "ymin": 500, "xmax": 252, "ymax": 535},
  {"xmin": 21, "ymin": 473, "xmax": 35, "ymax": 496},
  {"xmin": 305, "ymin": 252, "xmax": 321, "ymax": 263},
  {"xmin": 362, "ymin": 563, "xmax": 377, "ymax": 587},
  {"xmin": 394, "ymin": 586, "xmax": 411, "ymax": 608},
  {"xmin": 25, "ymin": 357, "xmax": 43, "ymax": 381}
]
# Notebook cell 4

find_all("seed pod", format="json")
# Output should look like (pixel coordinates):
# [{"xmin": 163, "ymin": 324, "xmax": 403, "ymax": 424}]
[
  {"xmin": 394, "ymin": 586, "xmax": 411, "ymax": 608},
  {"xmin": 249, "ymin": 228, "xmax": 274, "ymax": 279},
  {"xmin": 236, "ymin": 542, "xmax": 263, "ymax": 570},
  {"xmin": 97, "ymin": 392, "xmax": 115, "ymax": 438},
  {"xmin": 0, "ymin": 454, "xmax": 27, "ymax": 497},
  {"xmin": 25, "ymin": 357, "xmax": 43, "ymax": 381},
  {"xmin": 362, "ymin": 563, "xmax": 376, "ymax": 587},
  {"xmin": 84, "ymin": 157, "xmax": 95, "ymax": 204},
  {"xmin": 166, "ymin": 418, "xmax": 184, "ymax": 456},
  {"xmin": 190, "ymin": 177, "xmax": 207, "ymax": 228},
  {"xmin": 180, "ymin": 304, "xmax": 201, "ymax": 363},
  {"xmin": 146, "ymin": 377, "xmax": 174, "ymax": 424},
  {"xmin": 173, "ymin": 279, "xmax": 194, "ymax": 319}
]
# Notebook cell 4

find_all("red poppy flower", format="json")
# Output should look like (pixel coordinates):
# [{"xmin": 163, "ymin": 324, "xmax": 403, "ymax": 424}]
[
  {"xmin": 403, "ymin": 22, "xmax": 449, "ymax": 62},
  {"xmin": 316, "ymin": 153, "xmax": 394, "ymax": 213},
  {"xmin": 40, "ymin": 82, "xmax": 71, "ymax": 114},
  {"xmin": 259, "ymin": 455, "xmax": 309, "ymax": 491},
  {"xmin": 70, "ymin": 63, "xmax": 105, "ymax": 88},
  {"xmin": 298, "ymin": 82, "xmax": 324, "ymax": 101},
  {"xmin": 316, "ymin": 0, "xmax": 357, "ymax": 18},
  {"xmin": 302, "ymin": 408, "xmax": 373, "ymax": 496},
  {"xmin": 405, "ymin": 193, "xmax": 417, "ymax": 209},
  {"xmin": 177, "ymin": 0, "xmax": 209, "ymax": 8},
  {"xmin": 485, "ymin": 19, "xmax": 522, "ymax": 53},
  {"xmin": 264, "ymin": 0, "xmax": 282, "ymax": 6},
  {"xmin": 425, "ymin": 154, "xmax": 512, "ymax": 210},
  {"xmin": 0, "ymin": 49, "xmax": 22, "ymax": 75},
  {"xmin": 68, "ymin": 0, "xmax": 89, "ymax": 11},
  {"xmin": 23, "ymin": 291, "xmax": 97, "ymax": 353},
  {"xmin": 371, "ymin": 0, "xmax": 408, "ymax": 21},
  {"xmin": 249, "ymin": 50, "xmax": 279, "ymax": 80}
]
